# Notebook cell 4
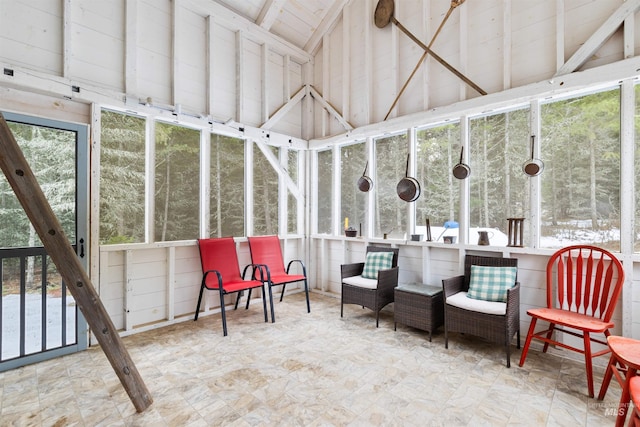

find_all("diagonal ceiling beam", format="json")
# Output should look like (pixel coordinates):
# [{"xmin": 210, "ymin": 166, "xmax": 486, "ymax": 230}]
[
  {"xmin": 308, "ymin": 85, "xmax": 353, "ymax": 131},
  {"xmin": 305, "ymin": 0, "xmax": 351, "ymax": 55},
  {"xmin": 261, "ymin": 86, "xmax": 306, "ymax": 130},
  {"xmin": 554, "ymin": 0, "xmax": 640, "ymax": 76},
  {"xmin": 257, "ymin": 0, "xmax": 287, "ymax": 30}
]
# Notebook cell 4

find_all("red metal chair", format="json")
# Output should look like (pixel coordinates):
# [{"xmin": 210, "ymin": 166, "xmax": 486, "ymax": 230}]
[
  {"xmin": 247, "ymin": 235, "xmax": 310, "ymax": 322},
  {"xmin": 194, "ymin": 237, "xmax": 269, "ymax": 336},
  {"xmin": 519, "ymin": 245, "xmax": 624, "ymax": 397}
]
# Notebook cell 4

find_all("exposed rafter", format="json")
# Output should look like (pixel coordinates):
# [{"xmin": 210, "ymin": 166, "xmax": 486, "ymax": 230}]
[
  {"xmin": 555, "ymin": 0, "xmax": 640, "ymax": 77},
  {"xmin": 305, "ymin": 0, "xmax": 350, "ymax": 55},
  {"xmin": 256, "ymin": 0, "xmax": 287, "ymax": 30}
]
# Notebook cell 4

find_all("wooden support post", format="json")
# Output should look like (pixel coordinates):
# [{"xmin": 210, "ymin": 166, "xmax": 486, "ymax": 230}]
[{"xmin": 0, "ymin": 114, "xmax": 153, "ymax": 412}]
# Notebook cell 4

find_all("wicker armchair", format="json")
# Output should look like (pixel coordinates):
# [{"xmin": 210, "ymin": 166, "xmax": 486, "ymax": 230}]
[
  {"xmin": 442, "ymin": 255, "xmax": 519, "ymax": 367},
  {"xmin": 341, "ymin": 246, "xmax": 399, "ymax": 327}
]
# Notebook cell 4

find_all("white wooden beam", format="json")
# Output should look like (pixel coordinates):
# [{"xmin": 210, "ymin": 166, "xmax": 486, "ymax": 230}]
[
  {"xmin": 206, "ymin": 16, "xmax": 214, "ymax": 116},
  {"xmin": 256, "ymin": 0, "xmax": 286, "ymax": 30},
  {"xmin": 236, "ymin": 30, "xmax": 244, "ymax": 123},
  {"xmin": 556, "ymin": 0, "xmax": 565, "ymax": 73},
  {"xmin": 309, "ymin": 85, "xmax": 353, "ymax": 131},
  {"xmin": 624, "ymin": 14, "xmax": 635, "ymax": 59},
  {"xmin": 183, "ymin": 0, "xmax": 311, "ymax": 63},
  {"xmin": 305, "ymin": 0, "xmax": 350, "ymax": 55},
  {"xmin": 125, "ymin": 0, "xmax": 139, "ymax": 96},
  {"xmin": 322, "ymin": 34, "xmax": 330, "ymax": 137},
  {"xmin": 342, "ymin": 4, "xmax": 350, "ymax": 122},
  {"xmin": 503, "ymin": 0, "xmax": 512, "ymax": 90},
  {"xmin": 63, "ymin": 0, "xmax": 71, "ymax": 78},
  {"xmin": 254, "ymin": 140, "xmax": 302, "ymax": 200},
  {"xmin": 261, "ymin": 86, "xmax": 306, "ymax": 130},
  {"xmin": 262, "ymin": 43, "xmax": 269, "ymax": 124},
  {"xmin": 554, "ymin": 0, "xmax": 640, "ymax": 76},
  {"xmin": 172, "ymin": 0, "xmax": 179, "ymax": 105}
]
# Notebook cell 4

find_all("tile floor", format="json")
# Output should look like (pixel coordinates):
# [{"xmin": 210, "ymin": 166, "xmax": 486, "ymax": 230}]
[{"xmin": 0, "ymin": 292, "xmax": 627, "ymax": 426}]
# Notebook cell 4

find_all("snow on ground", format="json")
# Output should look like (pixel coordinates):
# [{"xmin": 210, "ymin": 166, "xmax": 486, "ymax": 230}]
[{"xmin": 1, "ymin": 293, "xmax": 77, "ymax": 360}]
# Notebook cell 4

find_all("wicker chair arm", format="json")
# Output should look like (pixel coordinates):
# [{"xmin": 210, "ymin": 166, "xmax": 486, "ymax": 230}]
[
  {"xmin": 341, "ymin": 262, "xmax": 365, "ymax": 280},
  {"xmin": 505, "ymin": 282, "xmax": 520, "ymax": 315},
  {"xmin": 442, "ymin": 275, "xmax": 465, "ymax": 299},
  {"xmin": 376, "ymin": 266, "xmax": 399, "ymax": 291}
]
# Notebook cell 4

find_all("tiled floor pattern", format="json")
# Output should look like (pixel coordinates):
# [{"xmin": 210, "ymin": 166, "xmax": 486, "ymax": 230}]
[{"xmin": 0, "ymin": 292, "xmax": 626, "ymax": 426}]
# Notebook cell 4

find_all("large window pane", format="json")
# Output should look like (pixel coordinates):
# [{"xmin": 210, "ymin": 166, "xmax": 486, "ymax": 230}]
[
  {"xmin": 287, "ymin": 150, "xmax": 299, "ymax": 234},
  {"xmin": 469, "ymin": 109, "xmax": 529, "ymax": 246},
  {"xmin": 154, "ymin": 122, "xmax": 200, "ymax": 241},
  {"xmin": 341, "ymin": 142, "xmax": 366, "ymax": 236},
  {"xmin": 210, "ymin": 134, "xmax": 244, "ymax": 237},
  {"xmin": 253, "ymin": 145, "xmax": 279, "ymax": 235},
  {"xmin": 374, "ymin": 133, "xmax": 408, "ymax": 238},
  {"xmin": 317, "ymin": 150, "xmax": 333, "ymax": 234},
  {"xmin": 541, "ymin": 89, "xmax": 620, "ymax": 250},
  {"xmin": 416, "ymin": 123, "xmax": 461, "ymax": 241},
  {"xmin": 100, "ymin": 110, "xmax": 146, "ymax": 244}
]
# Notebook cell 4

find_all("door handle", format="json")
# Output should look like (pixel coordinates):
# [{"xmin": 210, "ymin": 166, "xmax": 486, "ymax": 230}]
[{"xmin": 79, "ymin": 238, "xmax": 85, "ymax": 258}]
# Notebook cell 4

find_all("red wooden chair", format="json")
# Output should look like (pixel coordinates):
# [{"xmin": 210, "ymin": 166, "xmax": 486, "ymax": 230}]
[
  {"xmin": 247, "ymin": 235, "xmax": 310, "ymax": 322},
  {"xmin": 194, "ymin": 237, "xmax": 269, "ymax": 336},
  {"xmin": 629, "ymin": 376, "xmax": 640, "ymax": 427},
  {"xmin": 519, "ymin": 245, "xmax": 624, "ymax": 397}
]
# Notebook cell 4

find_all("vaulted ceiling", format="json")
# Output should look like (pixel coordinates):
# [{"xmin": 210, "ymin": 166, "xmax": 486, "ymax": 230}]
[{"xmin": 212, "ymin": 0, "xmax": 349, "ymax": 54}]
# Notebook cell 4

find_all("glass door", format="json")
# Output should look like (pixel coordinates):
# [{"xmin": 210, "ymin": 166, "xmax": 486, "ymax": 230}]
[{"xmin": 0, "ymin": 112, "xmax": 89, "ymax": 370}]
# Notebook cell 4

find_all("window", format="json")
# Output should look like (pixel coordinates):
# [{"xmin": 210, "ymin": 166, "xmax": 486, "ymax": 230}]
[
  {"xmin": 154, "ymin": 122, "xmax": 200, "ymax": 241},
  {"xmin": 317, "ymin": 149, "xmax": 333, "ymax": 234},
  {"xmin": 540, "ymin": 89, "xmax": 620, "ymax": 250},
  {"xmin": 469, "ymin": 108, "xmax": 529, "ymax": 246},
  {"xmin": 416, "ymin": 123, "xmax": 461, "ymax": 240},
  {"xmin": 374, "ymin": 133, "xmax": 408, "ymax": 238},
  {"xmin": 209, "ymin": 133, "xmax": 244, "ymax": 237},
  {"xmin": 341, "ymin": 142, "xmax": 367, "ymax": 236},
  {"xmin": 253, "ymin": 144, "xmax": 279, "ymax": 235},
  {"xmin": 99, "ymin": 110, "xmax": 146, "ymax": 244}
]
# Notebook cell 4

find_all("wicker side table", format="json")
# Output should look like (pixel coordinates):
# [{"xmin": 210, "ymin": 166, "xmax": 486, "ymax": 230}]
[{"xmin": 394, "ymin": 283, "xmax": 444, "ymax": 342}]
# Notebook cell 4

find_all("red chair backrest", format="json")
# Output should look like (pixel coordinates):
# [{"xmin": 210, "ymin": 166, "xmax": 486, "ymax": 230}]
[
  {"xmin": 247, "ymin": 235, "xmax": 286, "ymax": 276},
  {"xmin": 546, "ymin": 245, "xmax": 624, "ymax": 321},
  {"xmin": 197, "ymin": 237, "xmax": 243, "ymax": 284}
]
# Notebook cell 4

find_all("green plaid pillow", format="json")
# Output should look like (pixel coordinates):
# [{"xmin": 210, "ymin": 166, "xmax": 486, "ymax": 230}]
[
  {"xmin": 467, "ymin": 265, "xmax": 517, "ymax": 302},
  {"xmin": 361, "ymin": 251, "xmax": 394, "ymax": 279}
]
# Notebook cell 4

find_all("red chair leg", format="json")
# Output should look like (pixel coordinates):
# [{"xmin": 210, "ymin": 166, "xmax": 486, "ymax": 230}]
[
  {"xmin": 584, "ymin": 332, "xmax": 594, "ymax": 398},
  {"xmin": 519, "ymin": 317, "xmax": 538, "ymax": 367},
  {"xmin": 598, "ymin": 353, "xmax": 617, "ymax": 400},
  {"xmin": 542, "ymin": 323, "xmax": 555, "ymax": 353}
]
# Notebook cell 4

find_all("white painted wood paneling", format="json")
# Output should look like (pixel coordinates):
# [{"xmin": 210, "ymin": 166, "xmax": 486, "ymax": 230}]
[
  {"xmin": 242, "ymin": 38, "xmax": 263, "ymax": 126},
  {"xmin": 0, "ymin": 1, "xmax": 63, "ymax": 74},
  {"xmin": 175, "ymin": 5, "xmax": 207, "ymax": 113},
  {"xmin": 68, "ymin": 0, "xmax": 124, "ymax": 90},
  {"xmin": 137, "ymin": 0, "xmax": 172, "ymax": 105},
  {"xmin": 511, "ymin": 0, "xmax": 557, "ymax": 87},
  {"xmin": 210, "ymin": 20, "xmax": 237, "ymax": 121}
]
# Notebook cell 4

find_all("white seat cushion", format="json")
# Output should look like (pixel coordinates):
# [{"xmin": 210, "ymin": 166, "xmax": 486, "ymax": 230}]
[
  {"xmin": 446, "ymin": 291, "xmax": 507, "ymax": 315},
  {"xmin": 342, "ymin": 275, "xmax": 378, "ymax": 290}
]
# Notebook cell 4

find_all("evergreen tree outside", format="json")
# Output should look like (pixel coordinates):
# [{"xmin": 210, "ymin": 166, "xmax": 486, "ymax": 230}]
[
  {"xmin": 99, "ymin": 110, "xmax": 146, "ymax": 244},
  {"xmin": 154, "ymin": 122, "xmax": 200, "ymax": 242}
]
